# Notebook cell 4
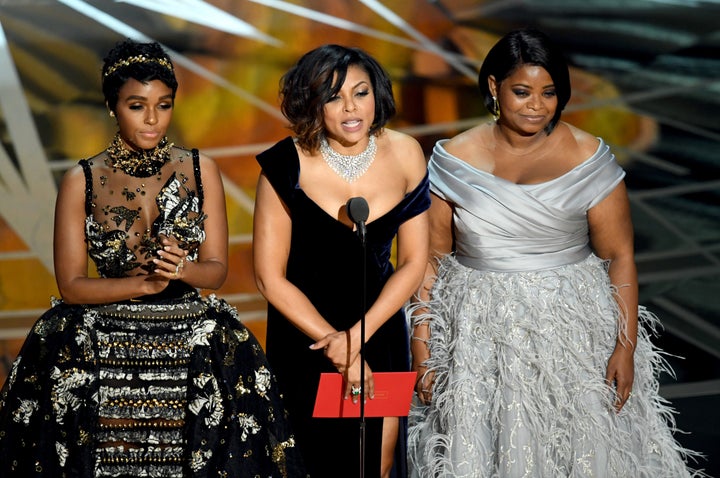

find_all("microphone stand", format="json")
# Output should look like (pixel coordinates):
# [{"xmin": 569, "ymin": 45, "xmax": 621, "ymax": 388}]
[
  {"xmin": 347, "ymin": 197, "xmax": 368, "ymax": 478},
  {"xmin": 358, "ymin": 220, "xmax": 366, "ymax": 478}
]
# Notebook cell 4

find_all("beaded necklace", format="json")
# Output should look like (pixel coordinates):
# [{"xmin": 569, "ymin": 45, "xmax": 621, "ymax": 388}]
[
  {"xmin": 319, "ymin": 134, "xmax": 377, "ymax": 183},
  {"xmin": 105, "ymin": 133, "xmax": 174, "ymax": 177}
]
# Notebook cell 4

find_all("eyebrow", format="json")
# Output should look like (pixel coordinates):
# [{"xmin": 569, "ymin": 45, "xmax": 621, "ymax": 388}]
[
  {"xmin": 510, "ymin": 83, "xmax": 555, "ymax": 89},
  {"xmin": 123, "ymin": 94, "xmax": 174, "ymax": 101}
]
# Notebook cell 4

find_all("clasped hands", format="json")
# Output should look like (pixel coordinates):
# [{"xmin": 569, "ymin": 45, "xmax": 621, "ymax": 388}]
[
  {"xmin": 311, "ymin": 329, "xmax": 374, "ymax": 404},
  {"xmin": 153, "ymin": 235, "xmax": 189, "ymax": 280}
]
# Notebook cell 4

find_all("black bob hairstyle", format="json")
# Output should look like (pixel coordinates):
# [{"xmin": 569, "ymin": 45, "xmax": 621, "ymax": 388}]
[
  {"xmin": 478, "ymin": 28, "xmax": 571, "ymax": 134},
  {"xmin": 280, "ymin": 44, "xmax": 396, "ymax": 152},
  {"xmin": 102, "ymin": 39, "xmax": 178, "ymax": 114}
]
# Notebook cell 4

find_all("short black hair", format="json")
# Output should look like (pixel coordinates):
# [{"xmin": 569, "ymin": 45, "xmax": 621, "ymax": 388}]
[
  {"xmin": 280, "ymin": 44, "xmax": 396, "ymax": 152},
  {"xmin": 102, "ymin": 39, "xmax": 178, "ymax": 114},
  {"xmin": 478, "ymin": 28, "xmax": 571, "ymax": 133}
]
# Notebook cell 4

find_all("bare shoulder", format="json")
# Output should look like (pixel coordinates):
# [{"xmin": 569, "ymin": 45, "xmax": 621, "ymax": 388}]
[
  {"xmin": 443, "ymin": 122, "xmax": 491, "ymax": 160},
  {"xmin": 174, "ymin": 146, "xmax": 220, "ymax": 175},
  {"xmin": 55, "ymin": 162, "xmax": 89, "ymax": 210},
  {"xmin": 562, "ymin": 122, "xmax": 601, "ymax": 158},
  {"xmin": 197, "ymin": 150, "xmax": 218, "ymax": 170},
  {"xmin": 382, "ymin": 128, "xmax": 423, "ymax": 156},
  {"xmin": 60, "ymin": 161, "xmax": 87, "ymax": 188},
  {"xmin": 380, "ymin": 128, "xmax": 427, "ymax": 181}
]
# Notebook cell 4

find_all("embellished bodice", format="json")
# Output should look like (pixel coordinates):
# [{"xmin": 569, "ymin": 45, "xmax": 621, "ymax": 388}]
[
  {"xmin": 430, "ymin": 138, "xmax": 625, "ymax": 272},
  {"xmin": 80, "ymin": 147, "xmax": 206, "ymax": 278}
]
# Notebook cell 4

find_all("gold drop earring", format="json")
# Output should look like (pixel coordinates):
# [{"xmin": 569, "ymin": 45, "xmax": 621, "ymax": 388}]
[{"xmin": 492, "ymin": 96, "xmax": 500, "ymax": 120}]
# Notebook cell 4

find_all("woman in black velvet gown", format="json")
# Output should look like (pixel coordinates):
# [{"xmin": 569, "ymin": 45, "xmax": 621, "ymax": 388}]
[{"xmin": 253, "ymin": 45, "xmax": 430, "ymax": 478}]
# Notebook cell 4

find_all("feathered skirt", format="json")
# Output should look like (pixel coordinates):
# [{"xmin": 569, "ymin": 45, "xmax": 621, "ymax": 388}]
[{"xmin": 407, "ymin": 254, "xmax": 703, "ymax": 478}]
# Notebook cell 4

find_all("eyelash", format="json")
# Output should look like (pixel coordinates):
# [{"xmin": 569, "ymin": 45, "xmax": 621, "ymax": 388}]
[
  {"xmin": 328, "ymin": 90, "xmax": 370, "ymax": 102},
  {"xmin": 128, "ymin": 103, "xmax": 173, "ymax": 110},
  {"xmin": 512, "ymin": 90, "xmax": 556, "ymax": 98}
]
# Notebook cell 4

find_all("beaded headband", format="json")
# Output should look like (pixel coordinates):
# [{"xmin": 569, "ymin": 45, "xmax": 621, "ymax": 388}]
[{"xmin": 104, "ymin": 55, "xmax": 174, "ymax": 77}]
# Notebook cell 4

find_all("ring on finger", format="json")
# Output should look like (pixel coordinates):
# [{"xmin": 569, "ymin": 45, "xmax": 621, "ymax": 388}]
[{"xmin": 351, "ymin": 385, "xmax": 361, "ymax": 396}]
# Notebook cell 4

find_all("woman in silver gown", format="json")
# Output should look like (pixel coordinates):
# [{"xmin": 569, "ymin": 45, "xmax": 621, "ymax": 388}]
[{"xmin": 407, "ymin": 28, "xmax": 706, "ymax": 477}]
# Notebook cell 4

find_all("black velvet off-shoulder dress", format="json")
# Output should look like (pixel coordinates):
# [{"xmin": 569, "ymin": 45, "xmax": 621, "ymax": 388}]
[{"xmin": 256, "ymin": 137, "xmax": 430, "ymax": 478}]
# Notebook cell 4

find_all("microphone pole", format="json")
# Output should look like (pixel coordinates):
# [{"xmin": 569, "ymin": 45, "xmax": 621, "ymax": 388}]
[{"xmin": 346, "ymin": 196, "xmax": 368, "ymax": 478}]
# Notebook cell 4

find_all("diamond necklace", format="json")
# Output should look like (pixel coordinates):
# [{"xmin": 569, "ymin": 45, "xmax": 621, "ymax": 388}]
[{"xmin": 319, "ymin": 135, "xmax": 377, "ymax": 183}]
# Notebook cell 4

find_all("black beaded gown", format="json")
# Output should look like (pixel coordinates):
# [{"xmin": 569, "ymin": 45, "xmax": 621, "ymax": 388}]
[
  {"xmin": 256, "ymin": 137, "xmax": 430, "ymax": 478},
  {"xmin": 0, "ymin": 145, "xmax": 307, "ymax": 477}
]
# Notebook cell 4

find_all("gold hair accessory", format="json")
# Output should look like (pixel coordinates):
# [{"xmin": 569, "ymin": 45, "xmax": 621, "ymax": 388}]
[{"xmin": 104, "ymin": 55, "xmax": 174, "ymax": 77}]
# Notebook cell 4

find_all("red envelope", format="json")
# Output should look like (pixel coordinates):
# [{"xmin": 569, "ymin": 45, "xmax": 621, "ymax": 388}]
[{"xmin": 312, "ymin": 371, "xmax": 417, "ymax": 418}]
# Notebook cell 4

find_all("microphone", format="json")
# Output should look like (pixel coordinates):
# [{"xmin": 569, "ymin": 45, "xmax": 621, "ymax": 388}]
[{"xmin": 346, "ymin": 197, "xmax": 369, "ymax": 244}]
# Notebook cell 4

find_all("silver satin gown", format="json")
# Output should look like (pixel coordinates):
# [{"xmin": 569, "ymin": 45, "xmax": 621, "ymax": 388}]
[{"xmin": 407, "ymin": 139, "xmax": 705, "ymax": 478}]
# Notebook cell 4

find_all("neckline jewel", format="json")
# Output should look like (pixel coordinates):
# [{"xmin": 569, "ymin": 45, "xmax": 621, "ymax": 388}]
[
  {"xmin": 105, "ymin": 133, "xmax": 174, "ymax": 177},
  {"xmin": 319, "ymin": 135, "xmax": 377, "ymax": 183}
]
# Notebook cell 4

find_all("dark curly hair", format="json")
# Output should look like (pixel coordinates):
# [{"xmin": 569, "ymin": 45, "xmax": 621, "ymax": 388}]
[
  {"xmin": 102, "ymin": 39, "xmax": 178, "ymax": 114},
  {"xmin": 280, "ymin": 44, "xmax": 396, "ymax": 152},
  {"xmin": 478, "ymin": 28, "xmax": 571, "ymax": 134}
]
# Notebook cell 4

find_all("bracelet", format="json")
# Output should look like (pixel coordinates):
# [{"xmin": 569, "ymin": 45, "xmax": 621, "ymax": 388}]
[{"xmin": 411, "ymin": 336, "xmax": 429, "ymax": 344}]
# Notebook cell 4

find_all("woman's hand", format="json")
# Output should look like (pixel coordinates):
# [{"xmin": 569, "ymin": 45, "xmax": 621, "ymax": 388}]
[
  {"xmin": 344, "ymin": 358, "xmax": 374, "ymax": 404},
  {"xmin": 310, "ymin": 330, "xmax": 360, "ymax": 375},
  {"xmin": 411, "ymin": 324, "xmax": 434, "ymax": 405},
  {"xmin": 413, "ymin": 364, "xmax": 434, "ymax": 405},
  {"xmin": 605, "ymin": 342, "xmax": 635, "ymax": 413},
  {"xmin": 412, "ymin": 337, "xmax": 434, "ymax": 405},
  {"xmin": 153, "ymin": 235, "xmax": 189, "ymax": 280}
]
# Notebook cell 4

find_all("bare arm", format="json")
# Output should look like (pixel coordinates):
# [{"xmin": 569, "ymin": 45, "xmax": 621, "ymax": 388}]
[
  {"xmin": 411, "ymin": 193, "xmax": 454, "ymax": 404},
  {"xmin": 588, "ymin": 181, "xmax": 638, "ymax": 412},
  {"xmin": 253, "ymin": 172, "xmax": 338, "ymax": 342}
]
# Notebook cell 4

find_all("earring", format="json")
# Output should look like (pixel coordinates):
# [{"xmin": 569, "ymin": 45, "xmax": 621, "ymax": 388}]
[
  {"xmin": 109, "ymin": 110, "xmax": 115, "ymax": 117},
  {"xmin": 492, "ymin": 96, "xmax": 500, "ymax": 120}
]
